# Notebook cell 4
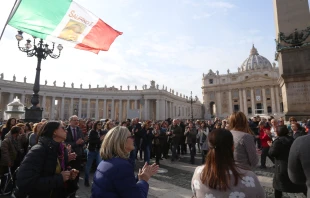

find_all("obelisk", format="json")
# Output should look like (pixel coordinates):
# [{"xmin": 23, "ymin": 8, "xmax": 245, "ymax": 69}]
[{"xmin": 273, "ymin": 0, "xmax": 310, "ymax": 120}]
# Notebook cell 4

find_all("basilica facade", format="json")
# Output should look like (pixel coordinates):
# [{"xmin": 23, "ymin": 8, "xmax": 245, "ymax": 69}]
[
  {"xmin": 202, "ymin": 45, "xmax": 284, "ymax": 119},
  {"xmin": 0, "ymin": 79, "xmax": 202, "ymax": 121}
]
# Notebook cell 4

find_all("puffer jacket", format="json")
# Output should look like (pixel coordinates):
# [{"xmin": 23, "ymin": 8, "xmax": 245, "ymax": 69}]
[
  {"xmin": 14, "ymin": 136, "xmax": 76, "ymax": 198},
  {"xmin": 0, "ymin": 133, "xmax": 18, "ymax": 171}
]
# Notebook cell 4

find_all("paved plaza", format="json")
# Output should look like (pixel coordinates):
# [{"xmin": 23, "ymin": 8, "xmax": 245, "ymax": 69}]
[{"xmin": 75, "ymin": 151, "xmax": 306, "ymax": 198}]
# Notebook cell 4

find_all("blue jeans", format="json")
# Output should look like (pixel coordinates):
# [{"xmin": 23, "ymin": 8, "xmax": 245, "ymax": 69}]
[{"xmin": 84, "ymin": 150, "xmax": 101, "ymax": 182}]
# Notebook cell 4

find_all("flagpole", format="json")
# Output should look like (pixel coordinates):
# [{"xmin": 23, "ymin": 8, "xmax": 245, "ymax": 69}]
[{"xmin": 0, "ymin": 0, "xmax": 22, "ymax": 42}]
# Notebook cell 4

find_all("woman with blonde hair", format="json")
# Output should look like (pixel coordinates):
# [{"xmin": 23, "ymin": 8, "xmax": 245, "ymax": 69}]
[
  {"xmin": 229, "ymin": 111, "xmax": 258, "ymax": 170},
  {"xmin": 91, "ymin": 126, "xmax": 159, "ymax": 198}
]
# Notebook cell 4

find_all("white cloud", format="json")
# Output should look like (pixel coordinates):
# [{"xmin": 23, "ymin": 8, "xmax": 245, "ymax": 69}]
[{"xmin": 192, "ymin": 13, "xmax": 213, "ymax": 20}]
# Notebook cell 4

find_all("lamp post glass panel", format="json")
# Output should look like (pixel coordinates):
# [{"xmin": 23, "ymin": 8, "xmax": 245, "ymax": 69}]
[{"xmin": 16, "ymin": 30, "xmax": 63, "ymax": 122}]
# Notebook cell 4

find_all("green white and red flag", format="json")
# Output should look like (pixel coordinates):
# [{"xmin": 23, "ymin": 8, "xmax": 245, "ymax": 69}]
[{"xmin": 8, "ymin": 0, "xmax": 122, "ymax": 54}]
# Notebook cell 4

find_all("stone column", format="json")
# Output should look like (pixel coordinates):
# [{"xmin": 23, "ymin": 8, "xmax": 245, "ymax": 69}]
[
  {"xmin": 171, "ymin": 102, "xmax": 174, "ymax": 118},
  {"xmin": 21, "ymin": 94, "xmax": 25, "ymax": 105},
  {"xmin": 156, "ymin": 99, "xmax": 160, "ymax": 120},
  {"xmin": 228, "ymin": 90, "xmax": 233, "ymax": 114},
  {"xmin": 251, "ymin": 88, "xmax": 255, "ymax": 115},
  {"xmin": 119, "ymin": 100, "xmax": 122, "ymax": 121},
  {"xmin": 51, "ymin": 96, "xmax": 55, "ymax": 120},
  {"xmin": 111, "ymin": 99, "xmax": 115, "ymax": 120},
  {"xmin": 86, "ymin": 98, "xmax": 90, "ymax": 118},
  {"xmin": 126, "ymin": 99, "xmax": 130, "ymax": 118},
  {"xmin": 275, "ymin": 86, "xmax": 281, "ymax": 113},
  {"xmin": 243, "ymin": 89, "xmax": 247, "ymax": 115},
  {"xmin": 270, "ymin": 86, "xmax": 276, "ymax": 114},
  {"xmin": 144, "ymin": 99, "xmax": 148, "ymax": 120},
  {"xmin": 42, "ymin": 95, "xmax": 46, "ymax": 118},
  {"xmin": 216, "ymin": 91, "xmax": 221, "ymax": 116},
  {"xmin": 61, "ymin": 97, "xmax": 65, "ymax": 119},
  {"xmin": 262, "ymin": 87, "xmax": 268, "ymax": 114},
  {"xmin": 70, "ymin": 98, "xmax": 73, "ymax": 116},
  {"xmin": 135, "ymin": 100, "xmax": 138, "ymax": 109},
  {"xmin": 95, "ymin": 99, "xmax": 99, "ymax": 120},
  {"xmin": 9, "ymin": 93, "xmax": 13, "ymax": 102},
  {"xmin": 103, "ymin": 99, "xmax": 107, "ymax": 118},
  {"xmin": 78, "ymin": 98, "xmax": 82, "ymax": 118},
  {"xmin": 238, "ymin": 89, "xmax": 243, "ymax": 113}
]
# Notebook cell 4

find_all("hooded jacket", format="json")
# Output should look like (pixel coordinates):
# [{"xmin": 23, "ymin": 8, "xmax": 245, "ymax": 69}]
[{"xmin": 269, "ymin": 135, "xmax": 306, "ymax": 193}]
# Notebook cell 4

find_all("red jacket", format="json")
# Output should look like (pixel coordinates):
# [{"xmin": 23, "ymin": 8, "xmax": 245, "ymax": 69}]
[{"xmin": 259, "ymin": 128, "xmax": 272, "ymax": 148}]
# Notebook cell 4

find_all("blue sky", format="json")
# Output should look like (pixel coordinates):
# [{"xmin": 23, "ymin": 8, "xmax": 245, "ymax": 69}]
[{"xmin": 0, "ymin": 0, "xmax": 294, "ymax": 101}]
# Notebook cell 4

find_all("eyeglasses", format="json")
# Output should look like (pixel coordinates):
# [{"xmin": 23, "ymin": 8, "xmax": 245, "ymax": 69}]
[{"xmin": 127, "ymin": 135, "xmax": 134, "ymax": 140}]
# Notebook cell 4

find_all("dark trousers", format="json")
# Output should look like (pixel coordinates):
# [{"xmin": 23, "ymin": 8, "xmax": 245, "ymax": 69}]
[
  {"xmin": 154, "ymin": 144, "xmax": 161, "ymax": 164},
  {"xmin": 135, "ymin": 138, "xmax": 142, "ymax": 159},
  {"xmin": 188, "ymin": 143, "xmax": 196, "ymax": 163},
  {"xmin": 261, "ymin": 147, "xmax": 274, "ymax": 167},
  {"xmin": 255, "ymin": 138, "xmax": 261, "ymax": 149},
  {"xmin": 201, "ymin": 149, "xmax": 208, "ymax": 164},
  {"xmin": 171, "ymin": 142, "xmax": 179, "ymax": 161},
  {"xmin": 163, "ymin": 140, "xmax": 170, "ymax": 158}
]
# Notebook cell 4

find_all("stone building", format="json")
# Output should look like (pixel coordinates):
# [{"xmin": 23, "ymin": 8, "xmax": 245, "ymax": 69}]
[
  {"xmin": 0, "ymin": 78, "xmax": 202, "ymax": 121},
  {"xmin": 202, "ymin": 45, "xmax": 284, "ymax": 119}
]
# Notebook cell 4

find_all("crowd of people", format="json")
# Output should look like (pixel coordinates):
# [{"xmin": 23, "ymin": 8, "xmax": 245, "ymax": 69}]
[{"xmin": 0, "ymin": 113, "xmax": 309, "ymax": 197}]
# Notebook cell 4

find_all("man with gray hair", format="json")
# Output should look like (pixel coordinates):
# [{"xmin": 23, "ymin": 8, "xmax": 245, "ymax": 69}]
[
  {"xmin": 65, "ymin": 115, "xmax": 85, "ymax": 196},
  {"xmin": 168, "ymin": 119, "xmax": 182, "ymax": 162}
]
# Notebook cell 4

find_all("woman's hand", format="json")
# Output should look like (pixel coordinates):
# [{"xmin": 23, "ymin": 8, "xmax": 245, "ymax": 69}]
[
  {"xmin": 70, "ymin": 169, "xmax": 79, "ymax": 180},
  {"xmin": 61, "ymin": 171, "xmax": 71, "ymax": 182},
  {"xmin": 68, "ymin": 152, "xmax": 77, "ymax": 162},
  {"xmin": 138, "ymin": 162, "xmax": 159, "ymax": 182},
  {"xmin": 267, "ymin": 141, "xmax": 272, "ymax": 147}
]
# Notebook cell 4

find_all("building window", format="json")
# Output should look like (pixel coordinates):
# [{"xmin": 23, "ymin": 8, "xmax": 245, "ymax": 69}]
[
  {"xmin": 232, "ymin": 77, "xmax": 237, "ymax": 81},
  {"xmin": 267, "ymin": 98, "xmax": 270, "ymax": 100},
  {"xmin": 267, "ymin": 106, "xmax": 272, "ymax": 113},
  {"xmin": 222, "ymin": 79, "xmax": 226, "ymax": 83},
  {"xmin": 265, "ymin": 74, "xmax": 268, "ymax": 76},
  {"xmin": 233, "ymin": 90, "xmax": 239, "ymax": 98},
  {"xmin": 246, "ymin": 90, "xmax": 251, "ymax": 98},
  {"xmin": 248, "ymin": 107, "xmax": 252, "ymax": 114},
  {"xmin": 233, "ymin": 105, "xmax": 239, "ymax": 112},
  {"xmin": 209, "ymin": 79, "xmax": 213, "ymax": 84},
  {"xmin": 245, "ymin": 76, "xmax": 248, "ymax": 79},
  {"xmin": 255, "ymin": 88, "xmax": 261, "ymax": 96},
  {"xmin": 280, "ymin": 102, "xmax": 284, "ymax": 112},
  {"xmin": 266, "ymin": 88, "xmax": 270, "ymax": 95}
]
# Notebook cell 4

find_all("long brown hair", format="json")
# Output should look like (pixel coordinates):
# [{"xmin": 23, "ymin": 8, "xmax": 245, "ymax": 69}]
[
  {"xmin": 229, "ymin": 111, "xmax": 253, "ymax": 135},
  {"xmin": 201, "ymin": 129, "xmax": 242, "ymax": 191}
]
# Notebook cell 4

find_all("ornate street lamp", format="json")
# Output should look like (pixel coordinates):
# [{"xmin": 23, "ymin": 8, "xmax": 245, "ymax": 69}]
[
  {"xmin": 186, "ymin": 91, "xmax": 197, "ymax": 121},
  {"xmin": 16, "ymin": 30, "xmax": 63, "ymax": 122}
]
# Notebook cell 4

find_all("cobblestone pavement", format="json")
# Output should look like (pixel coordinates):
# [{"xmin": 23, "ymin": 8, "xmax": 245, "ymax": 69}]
[{"xmin": 10, "ymin": 150, "xmax": 291, "ymax": 198}]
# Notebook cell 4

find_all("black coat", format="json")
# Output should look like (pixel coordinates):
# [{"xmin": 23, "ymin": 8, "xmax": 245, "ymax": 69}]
[
  {"xmin": 14, "ymin": 137, "xmax": 76, "ymax": 198},
  {"xmin": 87, "ymin": 130, "xmax": 102, "ymax": 151},
  {"xmin": 269, "ymin": 136, "xmax": 306, "ymax": 193}
]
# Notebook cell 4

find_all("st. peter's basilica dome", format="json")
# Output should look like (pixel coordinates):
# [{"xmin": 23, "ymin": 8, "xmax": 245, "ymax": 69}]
[{"xmin": 241, "ymin": 45, "xmax": 272, "ymax": 71}]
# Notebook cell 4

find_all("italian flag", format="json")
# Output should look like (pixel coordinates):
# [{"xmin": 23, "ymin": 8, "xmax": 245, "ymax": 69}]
[{"xmin": 9, "ymin": 0, "xmax": 122, "ymax": 54}]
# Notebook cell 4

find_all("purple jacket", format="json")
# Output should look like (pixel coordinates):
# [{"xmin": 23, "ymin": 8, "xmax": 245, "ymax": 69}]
[{"xmin": 91, "ymin": 157, "xmax": 149, "ymax": 198}]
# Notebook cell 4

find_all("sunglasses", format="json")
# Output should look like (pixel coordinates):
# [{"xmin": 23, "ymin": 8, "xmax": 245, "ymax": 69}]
[{"xmin": 127, "ymin": 135, "xmax": 134, "ymax": 139}]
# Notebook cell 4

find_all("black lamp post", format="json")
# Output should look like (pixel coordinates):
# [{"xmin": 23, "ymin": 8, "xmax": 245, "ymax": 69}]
[
  {"xmin": 16, "ymin": 30, "xmax": 63, "ymax": 122},
  {"xmin": 186, "ymin": 91, "xmax": 197, "ymax": 121}
]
